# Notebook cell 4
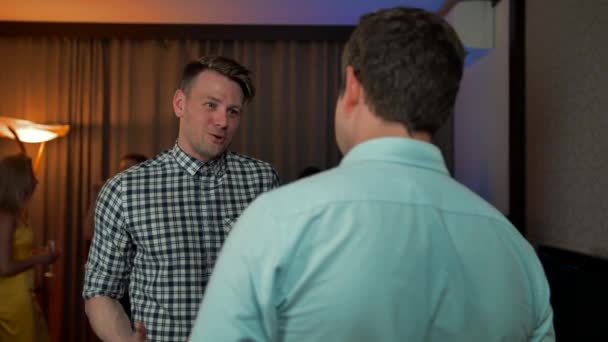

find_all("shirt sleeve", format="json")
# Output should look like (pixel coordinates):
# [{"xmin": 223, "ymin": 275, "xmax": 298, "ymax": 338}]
[
  {"xmin": 530, "ymin": 273, "xmax": 556, "ymax": 341},
  {"xmin": 189, "ymin": 196, "xmax": 281, "ymax": 341},
  {"xmin": 82, "ymin": 175, "xmax": 134, "ymax": 300},
  {"xmin": 266, "ymin": 165, "xmax": 281, "ymax": 190},
  {"xmin": 531, "ymin": 305, "xmax": 555, "ymax": 341}
]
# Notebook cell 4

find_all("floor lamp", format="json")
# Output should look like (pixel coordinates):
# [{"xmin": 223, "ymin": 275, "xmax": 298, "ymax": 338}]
[{"xmin": 0, "ymin": 116, "xmax": 70, "ymax": 173}]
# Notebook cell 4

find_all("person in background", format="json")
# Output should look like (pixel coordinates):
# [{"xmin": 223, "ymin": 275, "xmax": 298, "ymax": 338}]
[
  {"xmin": 189, "ymin": 7, "xmax": 555, "ymax": 342},
  {"xmin": 117, "ymin": 153, "xmax": 148, "ymax": 173},
  {"xmin": 0, "ymin": 154, "xmax": 60, "ymax": 342},
  {"xmin": 296, "ymin": 166, "xmax": 322, "ymax": 180},
  {"xmin": 83, "ymin": 56, "xmax": 280, "ymax": 342}
]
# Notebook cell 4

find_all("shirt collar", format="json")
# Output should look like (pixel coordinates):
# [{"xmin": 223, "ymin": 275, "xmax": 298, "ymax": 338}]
[
  {"xmin": 170, "ymin": 143, "xmax": 228, "ymax": 177},
  {"xmin": 340, "ymin": 137, "xmax": 449, "ymax": 175}
]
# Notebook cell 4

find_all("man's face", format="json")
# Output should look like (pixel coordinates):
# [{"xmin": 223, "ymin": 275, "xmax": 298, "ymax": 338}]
[{"xmin": 174, "ymin": 70, "xmax": 244, "ymax": 162}]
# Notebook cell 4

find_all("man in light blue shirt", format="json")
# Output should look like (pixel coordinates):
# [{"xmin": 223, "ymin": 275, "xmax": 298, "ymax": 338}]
[{"xmin": 190, "ymin": 7, "xmax": 554, "ymax": 342}]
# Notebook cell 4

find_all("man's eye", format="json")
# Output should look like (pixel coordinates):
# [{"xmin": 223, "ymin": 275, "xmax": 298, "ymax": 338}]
[
  {"xmin": 204, "ymin": 102, "xmax": 217, "ymax": 109},
  {"xmin": 229, "ymin": 109, "xmax": 241, "ymax": 116}
]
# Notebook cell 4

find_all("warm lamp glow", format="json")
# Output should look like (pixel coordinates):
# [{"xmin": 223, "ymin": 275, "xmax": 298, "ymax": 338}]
[
  {"xmin": 0, "ymin": 116, "xmax": 70, "ymax": 173},
  {"xmin": 7, "ymin": 128, "xmax": 59, "ymax": 143},
  {"xmin": 0, "ymin": 116, "xmax": 70, "ymax": 143}
]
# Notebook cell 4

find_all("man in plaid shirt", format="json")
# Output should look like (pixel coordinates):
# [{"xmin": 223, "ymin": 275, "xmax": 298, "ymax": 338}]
[{"xmin": 83, "ymin": 56, "xmax": 280, "ymax": 341}]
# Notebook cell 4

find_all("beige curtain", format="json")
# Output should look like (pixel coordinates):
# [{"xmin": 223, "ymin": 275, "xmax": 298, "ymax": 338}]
[
  {"xmin": 0, "ymin": 37, "xmax": 104, "ymax": 342},
  {"xmin": 0, "ymin": 35, "xmax": 343, "ymax": 342}
]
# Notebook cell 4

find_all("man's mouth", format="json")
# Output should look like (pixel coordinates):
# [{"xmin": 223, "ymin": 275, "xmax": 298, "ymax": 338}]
[{"xmin": 209, "ymin": 133, "xmax": 225, "ymax": 144}]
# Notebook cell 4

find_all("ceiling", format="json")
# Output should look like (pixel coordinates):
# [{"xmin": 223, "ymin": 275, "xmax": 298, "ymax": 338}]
[{"xmin": 0, "ymin": 0, "xmax": 446, "ymax": 25}]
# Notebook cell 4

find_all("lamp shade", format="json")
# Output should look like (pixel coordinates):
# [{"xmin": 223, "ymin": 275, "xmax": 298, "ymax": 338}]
[{"xmin": 0, "ymin": 116, "xmax": 70, "ymax": 143}]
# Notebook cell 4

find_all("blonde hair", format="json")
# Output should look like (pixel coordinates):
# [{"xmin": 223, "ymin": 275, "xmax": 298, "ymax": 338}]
[{"xmin": 0, "ymin": 154, "xmax": 35, "ymax": 215}]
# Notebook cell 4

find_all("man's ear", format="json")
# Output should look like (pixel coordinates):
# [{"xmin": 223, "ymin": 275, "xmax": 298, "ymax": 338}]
[
  {"xmin": 343, "ymin": 66, "xmax": 362, "ymax": 114},
  {"xmin": 173, "ymin": 89, "xmax": 185, "ymax": 118}
]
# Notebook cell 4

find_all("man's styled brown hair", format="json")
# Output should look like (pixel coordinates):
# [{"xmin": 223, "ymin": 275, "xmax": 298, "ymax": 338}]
[{"xmin": 179, "ymin": 56, "xmax": 255, "ymax": 104}]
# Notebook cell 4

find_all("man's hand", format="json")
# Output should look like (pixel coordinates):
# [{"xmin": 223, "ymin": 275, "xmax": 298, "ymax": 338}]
[
  {"xmin": 129, "ymin": 322, "xmax": 148, "ymax": 342},
  {"xmin": 85, "ymin": 297, "xmax": 141, "ymax": 342}
]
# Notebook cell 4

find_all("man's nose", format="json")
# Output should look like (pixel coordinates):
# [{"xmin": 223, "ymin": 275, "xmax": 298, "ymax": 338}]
[{"xmin": 213, "ymin": 110, "xmax": 228, "ymax": 128}]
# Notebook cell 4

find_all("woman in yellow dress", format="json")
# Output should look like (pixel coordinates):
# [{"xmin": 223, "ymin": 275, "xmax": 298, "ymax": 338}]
[{"xmin": 0, "ymin": 154, "xmax": 59, "ymax": 342}]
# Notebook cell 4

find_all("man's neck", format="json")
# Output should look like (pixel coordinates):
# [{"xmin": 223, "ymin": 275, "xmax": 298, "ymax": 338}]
[{"xmin": 356, "ymin": 116, "xmax": 432, "ymax": 144}]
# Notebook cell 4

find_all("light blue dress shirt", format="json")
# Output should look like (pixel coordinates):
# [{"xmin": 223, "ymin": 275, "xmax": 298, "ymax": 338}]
[{"xmin": 190, "ymin": 137, "xmax": 555, "ymax": 342}]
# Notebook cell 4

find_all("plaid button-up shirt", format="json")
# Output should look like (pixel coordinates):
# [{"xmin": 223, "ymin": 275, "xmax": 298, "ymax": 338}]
[{"xmin": 83, "ymin": 144, "xmax": 279, "ymax": 341}]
